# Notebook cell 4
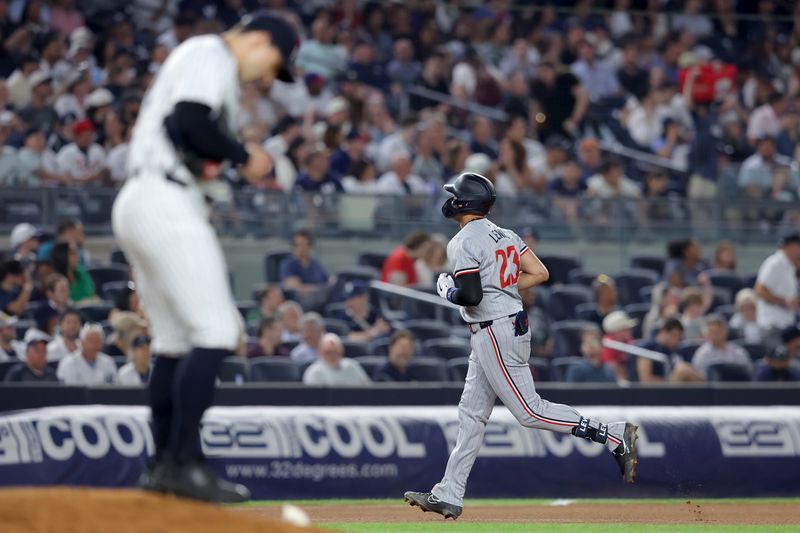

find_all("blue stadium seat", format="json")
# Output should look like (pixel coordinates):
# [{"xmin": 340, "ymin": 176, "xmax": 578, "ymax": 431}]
[
  {"xmin": 109, "ymin": 248, "xmax": 128, "ymax": 265},
  {"xmin": 263, "ymin": 251, "xmax": 291, "ymax": 283},
  {"xmin": 551, "ymin": 320, "xmax": 596, "ymax": 358},
  {"xmin": 341, "ymin": 340, "xmax": 369, "ymax": 358},
  {"xmin": 744, "ymin": 273, "xmax": 757, "ymax": 288},
  {"xmin": 549, "ymin": 356, "xmax": 586, "ymax": 381},
  {"xmin": 87, "ymin": 265, "xmax": 130, "ymax": 298},
  {"xmin": 403, "ymin": 320, "xmax": 451, "ymax": 342},
  {"xmin": 423, "ymin": 338, "xmax": 471, "ymax": 360},
  {"xmin": 574, "ymin": 303, "xmax": 598, "ymax": 322},
  {"xmin": 0, "ymin": 361, "xmax": 20, "ymax": 380},
  {"xmin": 548, "ymin": 285, "xmax": 593, "ymax": 322},
  {"xmin": 568, "ymin": 269, "xmax": 600, "ymax": 287},
  {"xmin": 355, "ymin": 356, "xmax": 387, "ymax": 378},
  {"xmin": 405, "ymin": 357, "xmax": 449, "ymax": 381},
  {"xmin": 613, "ymin": 269, "xmax": 659, "ymax": 306},
  {"xmin": 623, "ymin": 303, "xmax": 651, "ymax": 339},
  {"xmin": 79, "ymin": 303, "xmax": 113, "ymax": 323},
  {"xmin": 217, "ymin": 357, "xmax": 249, "ymax": 382},
  {"xmin": 357, "ymin": 252, "xmax": 388, "ymax": 271},
  {"xmin": 446, "ymin": 357, "xmax": 470, "ymax": 381},
  {"xmin": 629, "ymin": 255, "xmax": 666, "ymax": 276},
  {"xmin": 529, "ymin": 357, "xmax": 551, "ymax": 381},
  {"xmin": 707, "ymin": 272, "xmax": 744, "ymax": 302},
  {"xmin": 101, "ymin": 281, "xmax": 131, "ymax": 305},
  {"xmin": 677, "ymin": 341, "xmax": 702, "ymax": 362},
  {"xmin": 112, "ymin": 356, "xmax": 128, "ymax": 369},
  {"xmin": 323, "ymin": 318, "xmax": 350, "ymax": 337},
  {"xmin": 368, "ymin": 337, "xmax": 391, "ymax": 356},
  {"xmin": 330, "ymin": 266, "xmax": 380, "ymax": 302},
  {"xmin": 14, "ymin": 319, "xmax": 36, "ymax": 340},
  {"xmin": 734, "ymin": 341, "xmax": 769, "ymax": 362},
  {"xmin": 706, "ymin": 363, "xmax": 751, "ymax": 382},
  {"xmin": 539, "ymin": 254, "xmax": 582, "ymax": 286},
  {"xmin": 249, "ymin": 357, "xmax": 301, "ymax": 382}
]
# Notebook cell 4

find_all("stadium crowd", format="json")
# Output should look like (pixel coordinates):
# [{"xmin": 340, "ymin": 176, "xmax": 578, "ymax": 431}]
[
  {"xmin": 1, "ymin": 219, "xmax": 798, "ymax": 385},
  {"xmin": 0, "ymin": 1, "xmax": 799, "ymax": 229}
]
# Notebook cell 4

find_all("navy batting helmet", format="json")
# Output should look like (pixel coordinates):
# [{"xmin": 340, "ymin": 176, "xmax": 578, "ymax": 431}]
[{"xmin": 441, "ymin": 173, "xmax": 496, "ymax": 219}]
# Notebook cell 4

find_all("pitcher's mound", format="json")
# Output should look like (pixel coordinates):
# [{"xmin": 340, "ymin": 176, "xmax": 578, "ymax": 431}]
[{"xmin": 0, "ymin": 487, "xmax": 326, "ymax": 533}]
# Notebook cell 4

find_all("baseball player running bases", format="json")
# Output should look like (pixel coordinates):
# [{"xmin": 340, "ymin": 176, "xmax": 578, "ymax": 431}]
[
  {"xmin": 405, "ymin": 173, "xmax": 638, "ymax": 519},
  {"xmin": 112, "ymin": 12, "xmax": 297, "ymax": 502}
]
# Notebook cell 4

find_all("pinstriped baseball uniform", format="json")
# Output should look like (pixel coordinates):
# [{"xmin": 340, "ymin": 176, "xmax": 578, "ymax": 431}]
[
  {"xmin": 432, "ymin": 219, "xmax": 625, "ymax": 507},
  {"xmin": 111, "ymin": 35, "xmax": 243, "ymax": 355}
]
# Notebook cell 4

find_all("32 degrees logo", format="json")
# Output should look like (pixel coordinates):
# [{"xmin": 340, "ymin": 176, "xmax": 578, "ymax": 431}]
[{"xmin": 713, "ymin": 421, "xmax": 800, "ymax": 457}]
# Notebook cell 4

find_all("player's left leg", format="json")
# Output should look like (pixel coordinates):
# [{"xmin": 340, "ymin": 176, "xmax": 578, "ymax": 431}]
[{"xmin": 477, "ymin": 320, "xmax": 637, "ymax": 481}]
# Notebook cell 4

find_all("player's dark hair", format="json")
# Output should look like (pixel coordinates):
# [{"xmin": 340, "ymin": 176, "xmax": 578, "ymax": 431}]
[
  {"xmin": 403, "ymin": 231, "xmax": 430, "ymax": 251},
  {"xmin": 661, "ymin": 317, "xmax": 684, "ymax": 333}
]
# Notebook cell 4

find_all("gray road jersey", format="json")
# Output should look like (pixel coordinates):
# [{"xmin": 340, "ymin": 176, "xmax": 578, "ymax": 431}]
[{"xmin": 447, "ymin": 218, "xmax": 530, "ymax": 323}]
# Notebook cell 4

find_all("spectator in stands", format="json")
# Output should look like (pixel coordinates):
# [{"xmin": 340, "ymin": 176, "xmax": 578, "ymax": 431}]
[
  {"xmin": 691, "ymin": 314, "xmax": 751, "ymax": 377},
  {"xmin": 519, "ymin": 286, "xmax": 550, "ymax": 357},
  {"xmin": 663, "ymin": 239, "xmax": 708, "ymax": 288},
  {"xmin": 754, "ymin": 232, "xmax": 800, "ymax": 347},
  {"xmin": 56, "ymin": 323, "xmax": 116, "ymax": 384},
  {"xmin": 376, "ymin": 152, "xmax": 427, "ymax": 195},
  {"xmin": 342, "ymin": 159, "xmax": 379, "ymax": 194},
  {"xmin": 468, "ymin": 116, "xmax": 498, "ymax": 160},
  {"xmin": 247, "ymin": 317, "xmax": 290, "ymax": 359},
  {"xmin": 37, "ymin": 219, "xmax": 86, "ymax": 263},
  {"xmin": 104, "ymin": 311, "xmax": 146, "ymax": 358},
  {"xmin": 32, "ymin": 303, "xmax": 60, "ymax": 339},
  {"xmin": 637, "ymin": 318, "xmax": 703, "ymax": 383},
  {"xmin": 381, "ymin": 231, "xmax": 431, "ymax": 287},
  {"xmin": 712, "ymin": 241, "xmax": 737, "ymax": 272},
  {"xmin": 51, "ymin": 242, "xmax": 95, "ymax": 302},
  {"xmin": 279, "ymin": 230, "xmax": 330, "ymax": 296},
  {"xmin": 0, "ymin": 112, "xmax": 19, "ymax": 183},
  {"xmin": 576, "ymin": 137, "xmax": 602, "ymax": 180},
  {"xmin": 302, "ymin": 332, "xmax": 370, "ymax": 386},
  {"xmin": 747, "ymin": 93, "xmax": 786, "ymax": 145},
  {"xmin": 600, "ymin": 310, "xmax": 637, "ymax": 380},
  {"xmin": 3, "ymin": 330, "xmax": 57, "ymax": 382},
  {"xmin": 111, "ymin": 281, "xmax": 142, "ymax": 319},
  {"xmin": 294, "ymin": 145, "xmax": 343, "ymax": 193},
  {"xmin": 18, "ymin": 71, "xmax": 57, "ymax": 132},
  {"xmin": 295, "ymin": 14, "xmax": 345, "ymax": 81},
  {"xmin": 54, "ymin": 119, "xmax": 108, "ymax": 184},
  {"xmin": 277, "ymin": 301, "xmax": 303, "ymax": 343},
  {"xmin": 336, "ymin": 281, "xmax": 390, "ymax": 344},
  {"xmin": 752, "ymin": 326, "xmax": 800, "ymax": 382},
  {"xmin": 729, "ymin": 289, "xmax": 763, "ymax": 345},
  {"xmin": 373, "ymin": 329, "xmax": 415, "ymax": 382},
  {"xmin": 531, "ymin": 61, "xmax": 587, "ymax": 141},
  {"xmin": 565, "ymin": 327, "xmax": 616, "ymax": 383},
  {"xmin": 571, "ymin": 39, "xmax": 621, "ymax": 103},
  {"xmin": 548, "ymin": 157, "xmax": 587, "ymax": 220},
  {"xmin": 117, "ymin": 334, "xmax": 151, "ymax": 385},
  {"xmin": 528, "ymin": 137, "xmax": 568, "ymax": 193},
  {"xmin": 0, "ymin": 313, "xmax": 19, "ymax": 362},
  {"xmin": 410, "ymin": 120, "xmax": 446, "ymax": 184},
  {"xmin": 247, "ymin": 284, "xmax": 284, "ymax": 329},
  {"xmin": 46, "ymin": 308, "xmax": 81, "ymax": 362},
  {"xmin": 45, "ymin": 273, "xmax": 70, "ymax": 314},
  {"xmin": 290, "ymin": 312, "xmax": 325, "ymax": 365},
  {"xmin": 387, "ymin": 37, "xmax": 421, "ymax": 87},
  {"xmin": 10, "ymin": 223, "xmax": 40, "ymax": 267},
  {"xmin": 415, "ymin": 234, "xmax": 448, "ymax": 288},
  {"xmin": 29, "ymin": 261, "xmax": 55, "ymax": 303},
  {"xmin": 585, "ymin": 275, "xmax": 619, "ymax": 331},
  {"xmin": 738, "ymin": 135, "xmax": 800, "ymax": 200},
  {"xmin": 0, "ymin": 260, "xmax": 32, "ymax": 316},
  {"xmin": 586, "ymin": 155, "xmax": 640, "ymax": 199},
  {"xmin": 679, "ymin": 284, "xmax": 712, "ymax": 341},
  {"xmin": 330, "ymin": 130, "xmax": 370, "ymax": 177}
]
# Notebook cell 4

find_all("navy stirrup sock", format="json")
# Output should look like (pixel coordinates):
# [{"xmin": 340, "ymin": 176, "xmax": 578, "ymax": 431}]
[{"xmin": 148, "ymin": 355, "xmax": 180, "ymax": 461}]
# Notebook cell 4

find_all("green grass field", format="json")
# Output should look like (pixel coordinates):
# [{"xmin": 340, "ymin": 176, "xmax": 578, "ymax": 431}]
[{"xmin": 241, "ymin": 498, "xmax": 800, "ymax": 533}]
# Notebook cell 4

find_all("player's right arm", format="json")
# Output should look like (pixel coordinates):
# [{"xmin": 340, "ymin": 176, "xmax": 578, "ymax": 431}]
[{"xmin": 517, "ymin": 248, "xmax": 549, "ymax": 290}]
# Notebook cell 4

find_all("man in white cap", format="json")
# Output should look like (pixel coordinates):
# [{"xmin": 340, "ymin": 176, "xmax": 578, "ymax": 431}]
[
  {"xmin": 18, "ymin": 71, "xmax": 58, "ymax": 132},
  {"xmin": 10, "ymin": 223, "xmax": 40, "ymax": 266},
  {"xmin": 3, "ymin": 330, "xmax": 57, "ymax": 382},
  {"xmin": 600, "ymin": 310, "xmax": 638, "ymax": 380},
  {"xmin": 56, "ymin": 323, "xmax": 117, "ymax": 385}
]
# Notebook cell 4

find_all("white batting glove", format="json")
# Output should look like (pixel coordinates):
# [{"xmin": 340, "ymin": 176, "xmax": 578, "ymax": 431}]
[{"xmin": 436, "ymin": 273, "xmax": 455, "ymax": 301}]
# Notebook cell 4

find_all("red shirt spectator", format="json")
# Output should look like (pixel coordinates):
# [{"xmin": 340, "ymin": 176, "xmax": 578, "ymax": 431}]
[
  {"xmin": 380, "ymin": 232, "xmax": 430, "ymax": 286},
  {"xmin": 599, "ymin": 310, "xmax": 638, "ymax": 380}
]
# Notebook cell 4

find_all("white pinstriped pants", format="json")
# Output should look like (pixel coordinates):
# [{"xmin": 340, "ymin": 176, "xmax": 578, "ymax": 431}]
[
  {"xmin": 431, "ymin": 315, "xmax": 625, "ymax": 507},
  {"xmin": 111, "ymin": 174, "xmax": 243, "ymax": 355}
]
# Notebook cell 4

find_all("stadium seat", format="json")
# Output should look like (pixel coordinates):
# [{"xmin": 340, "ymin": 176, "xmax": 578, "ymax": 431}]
[
  {"xmin": 734, "ymin": 341, "xmax": 769, "ymax": 362},
  {"xmin": 263, "ymin": 251, "xmax": 291, "ymax": 283},
  {"xmin": 249, "ymin": 357, "xmax": 301, "ymax": 382},
  {"xmin": 706, "ymin": 363, "xmax": 752, "ymax": 382},
  {"xmin": 279, "ymin": 340, "xmax": 298, "ymax": 353},
  {"xmin": 714, "ymin": 304, "xmax": 737, "ymax": 321},
  {"xmin": 567, "ymin": 269, "xmax": 600, "ymax": 287},
  {"xmin": 446, "ymin": 357, "xmax": 470, "ymax": 381},
  {"xmin": 405, "ymin": 357, "xmax": 449, "ymax": 381},
  {"xmin": 743, "ymin": 273, "xmax": 757, "ymax": 288},
  {"xmin": 357, "ymin": 252, "xmax": 388, "ymax": 271},
  {"xmin": 423, "ymin": 338, "xmax": 471, "ymax": 360},
  {"xmin": 614, "ymin": 269, "xmax": 659, "ymax": 306},
  {"xmin": 549, "ymin": 356, "xmax": 585, "ymax": 381},
  {"xmin": 330, "ymin": 266, "xmax": 380, "ymax": 302},
  {"xmin": 101, "ymin": 281, "xmax": 131, "ymax": 304},
  {"xmin": 538, "ymin": 254, "xmax": 582, "ymax": 286},
  {"xmin": 623, "ymin": 303, "xmax": 651, "ymax": 339},
  {"xmin": 217, "ymin": 357, "xmax": 249, "ymax": 383},
  {"xmin": 109, "ymin": 248, "xmax": 128, "ymax": 265},
  {"xmin": 710, "ymin": 287, "xmax": 733, "ymax": 311},
  {"xmin": 677, "ymin": 341, "xmax": 702, "ymax": 362},
  {"xmin": 403, "ymin": 320, "xmax": 451, "ymax": 342},
  {"xmin": 629, "ymin": 255, "xmax": 666, "ymax": 276},
  {"xmin": 323, "ymin": 302, "xmax": 347, "ymax": 318},
  {"xmin": 548, "ymin": 285, "xmax": 593, "ymax": 322},
  {"xmin": 368, "ymin": 337, "xmax": 391, "ymax": 356},
  {"xmin": 78, "ymin": 303, "xmax": 113, "ymax": 323},
  {"xmin": 354, "ymin": 356, "xmax": 387, "ymax": 378},
  {"xmin": 551, "ymin": 320, "xmax": 596, "ymax": 358},
  {"xmin": 236, "ymin": 301, "xmax": 257, "ymax": 319},
  {"xmin": 574, "ymin": 303, "xmax": 598, "ymax": 322},
  {"xmin": 14, "ymin": 319, "xmax": 36, "ymax": 340},
  {"xmin": 341, "ymin": 340, "xmax": 369, "ymax": 358},
  {"xmin": 112, "ymin": 356, "xmax": 128, "ymax": 369},
  {"xmin": 638, "ymin": 285, "xmax": 654, "ymax": 304},
  {"xmin": 0, "ymin": 361, "xmax": 19, "ymax": 380},
  {"xmin": 323, "ymin": 318, "xmax": 350, "ymax": 337},
  {"xmin": 529, "ymin": 357, "xmax": 551, "ymax": 381},
  {"xmin": 707, "ymin": 272, "xmax": 744, "ymax": 301},
  {"xmin": 87, "ymin": 265, "xmax": 130, "ymax": 297}
]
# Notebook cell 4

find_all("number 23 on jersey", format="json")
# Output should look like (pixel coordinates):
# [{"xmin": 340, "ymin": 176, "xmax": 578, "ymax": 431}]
[{"xmin": 495, "ymin": 246, "xmax": 520, "ymax": 288}]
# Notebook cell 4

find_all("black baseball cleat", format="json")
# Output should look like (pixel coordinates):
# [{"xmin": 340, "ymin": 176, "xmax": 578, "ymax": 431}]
[
  {"xmin": 138, "ymin": 458, "xmax": 172, "ymax": 493},
  {"xmin": 612, "ymin": 423, "xmax": 639, "ymax": 483},
  {"xmin": 157, "ymin": 461, "xmax": 251, "ymax": 503},
  {"xmin": 404, "ymin": 491, "xmax": 463, "ymax": 520}
]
